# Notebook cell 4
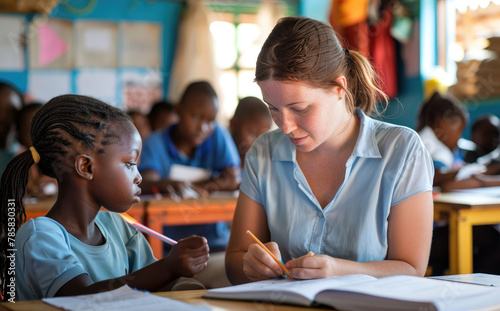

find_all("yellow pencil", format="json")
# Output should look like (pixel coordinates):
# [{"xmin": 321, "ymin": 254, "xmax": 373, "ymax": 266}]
[{"xmin": 246, "ymin": 230, "xmax": 293, "ymax": 279}]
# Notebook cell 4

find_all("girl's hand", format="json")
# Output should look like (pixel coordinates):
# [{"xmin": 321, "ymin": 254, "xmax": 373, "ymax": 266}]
[
  {"xmin": 165, "ymin": 235, "xmax": 210, "ymax": 277},
  {"xmin": 285, "ymin": 253, "xmax": 336, "ymax": 279},
  {"xmin": 242, "ymin": 242, "xmax": 283, "ymax": 281}
]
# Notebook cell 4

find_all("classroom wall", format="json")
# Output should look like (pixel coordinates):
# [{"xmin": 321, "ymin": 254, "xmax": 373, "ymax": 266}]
[
  {"xmin": 299, "ymin": 0, "xmax": 424, "ymax": 131},
  {"xmin": 0, "ymin": 0, "xmax": 182, "ymax": 106}
]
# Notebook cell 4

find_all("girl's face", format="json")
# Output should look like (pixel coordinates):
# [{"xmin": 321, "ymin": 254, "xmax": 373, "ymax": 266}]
[
  {"xmin": 258, "ymin": 79, "xmax": 346, "ymax": 153},
  {"xmin": 434, "ymin": 117, "xmax": 466, "ymax": 150},
  {"xmin": 91, "ymin": 121, "xmax": 143, "ymax": 213}
]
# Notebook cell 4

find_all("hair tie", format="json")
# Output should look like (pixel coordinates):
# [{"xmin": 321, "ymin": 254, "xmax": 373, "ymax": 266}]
[
  {"xmin": 344, "ymin": 48, "xmax": 350, "ymax": 58},
  {"xmin": 30, "ymin": 146, "xmax": 40, "ymax": 164}
]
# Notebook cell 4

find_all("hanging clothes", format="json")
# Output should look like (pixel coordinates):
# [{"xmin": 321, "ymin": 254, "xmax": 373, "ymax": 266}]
[
  {"xmin": 368, "ymin": 9, "xmax": 398, "ymax": 98},
  {"xmin": 329, "ymin": 0, "xmax": 370, "ymax": 57}
]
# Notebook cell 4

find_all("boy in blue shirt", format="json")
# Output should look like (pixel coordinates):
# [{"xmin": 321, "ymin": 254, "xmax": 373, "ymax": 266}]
[{"xmin": 139, "ymin": 81, "xmax": 240, "ymax": 254}]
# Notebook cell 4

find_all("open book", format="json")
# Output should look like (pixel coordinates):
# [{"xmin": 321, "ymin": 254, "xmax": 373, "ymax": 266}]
[{"xmin": 204, "ymin": 274, "xmax": 500, "ymax": 310}]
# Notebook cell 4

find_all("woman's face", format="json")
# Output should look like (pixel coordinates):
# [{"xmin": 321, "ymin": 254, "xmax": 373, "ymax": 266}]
[{"xmin": 258, "ymin": 79, "xmax": 347, "ymax": 153}]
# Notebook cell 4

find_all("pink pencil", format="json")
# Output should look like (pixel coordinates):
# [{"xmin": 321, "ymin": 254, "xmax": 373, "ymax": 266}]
[{"xmin": 120, "ymin": 213, "xmax": 178, "ymax": 245}]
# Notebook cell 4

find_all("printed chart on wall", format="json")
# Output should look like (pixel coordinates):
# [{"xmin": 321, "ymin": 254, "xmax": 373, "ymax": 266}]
[
  {"xmin": 75, "ymin": 21, "xmax": 118, "ymax": 67},
  {"xmin": 28, "ymin": 19, "xmax": 73, "ymax": 69},
  {"xmin": 121, "ymin": 69, "xmax": 163, "ymax": 113},
  {"xmin": 121, "ymin": 22, "xmax": 161, "ymax": 67},
  {"xmin": 0, "ymin": 15, "xmax": 24, "ymax": 70}
]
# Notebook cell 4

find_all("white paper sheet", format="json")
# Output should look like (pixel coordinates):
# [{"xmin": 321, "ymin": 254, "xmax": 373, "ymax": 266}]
[
  {"xmin": 0, "ymin": 15, "xmax": 24, "ymax": 70},
  {"xmin": 76, "ymin": 69, "xmax": 117, "ymax": 106},
  {"xmin": 27, "ymin": 71, "xmax": 72, "ymax": 102},
  {"xmin": 169, "ymin": 164, "xmax": 212, "ymax": 183},
  {"xmin": 43, "ymin": 285, "xmax": 209, "ymax": 311}
]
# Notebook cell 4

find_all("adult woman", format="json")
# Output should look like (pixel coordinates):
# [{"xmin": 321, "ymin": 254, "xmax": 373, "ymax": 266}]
[{"xmin": 225, "ymin": 16, "xmax": 434, "ymax": 284}]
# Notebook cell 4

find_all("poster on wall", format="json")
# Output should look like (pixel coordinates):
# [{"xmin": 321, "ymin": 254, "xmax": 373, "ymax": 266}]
[
  {"xmin": 29, "ymin": 19, "xmax": 73, "ymax": 69},
  {"xmin": 121, "ymin": 68, "xmax": 163, "ymax": 113},
  {"xmin": 0, "ymin": 15, "xmax": 24, "ymax": 70},
  {"xmin": 121, "ymin": 22, "xmax": 161, "ymax": 68},
  {"xmin": 75, "ymin": 21, "xmax": 118, "ymax": 67},
  {"xmin": 28, "ymin": 71, "xmax": 72, "ymax": 103},
  {"xmin": 76, "ymin": 69, "xmax": 118, "ymax": 106}
]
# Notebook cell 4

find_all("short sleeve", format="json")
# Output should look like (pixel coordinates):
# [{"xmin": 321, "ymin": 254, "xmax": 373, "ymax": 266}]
[
  {"xmin": 392, "ymin": 136, "xmax": 434, "ymax": 206},
  {"xmin": 18, "ymin": 229, "xmax": 87, "ymax": 299},
  {"xmin": 138, "ymin": 131, "xmax": 170, "ymax": 178},
  {"xmin": 239, "ymin": 142, "xmax": 264, "ymax": 205},
  {"xmin": 212, "ymin": 125, "xmax": 241, "ymax": 171}
]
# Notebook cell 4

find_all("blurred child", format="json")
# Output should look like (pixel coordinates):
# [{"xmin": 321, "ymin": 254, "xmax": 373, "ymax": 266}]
[
  {"xmin": 229, "ymin": 96, "xmax": 272, "ymax": 168},
  {"xmin": 16, "ymin": 103, "xmax": 57, "ymax": 198},
  {"xmin": 464, "ymin": 114, "xmax": 500, "ymax": 164},
  {"xmin": 148, "ymin": 100, "xmax": 179, "ymax": 131},
  {"xmin": 139, "ymin": 81, "xmax": 240, "ymax": 288},
  {"xmin": 417, "ymin": 92, "xmax": 500, "ymax": 275},
  {"xmin": 0, "ymin": 82, "xmax": 23, "ymax": 176},
  {"xmin": 127, "ymin": 110, "xmax": 152, "ymax": 141},
  {"xmin": 0, "ymin": 95, "xmax": 209, "ymax": 301}
]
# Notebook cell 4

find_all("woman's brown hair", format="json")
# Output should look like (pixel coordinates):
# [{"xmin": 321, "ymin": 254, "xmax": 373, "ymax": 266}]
[{"xmin": 255, "ymin": 16, "xmax": 388, "ymax": 115}]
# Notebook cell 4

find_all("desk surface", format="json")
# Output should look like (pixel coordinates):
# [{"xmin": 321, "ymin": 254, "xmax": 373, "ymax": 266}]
[
  {"xmin": 434, "ymin": 192, "xmax": 500, "ymax": 207},
  {"xmin": 0, "ymin": 290, "xmax": 329, "ymax": 311}
]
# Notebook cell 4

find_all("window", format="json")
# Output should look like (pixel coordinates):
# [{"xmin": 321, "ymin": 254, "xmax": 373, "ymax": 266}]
[
  {"xmin": 208, "ymin": 2, "xmax": 297, "ymax": 124},
  {"xmin": 450, "ymin": 0, "xmax": 500, "ymax": 101}
]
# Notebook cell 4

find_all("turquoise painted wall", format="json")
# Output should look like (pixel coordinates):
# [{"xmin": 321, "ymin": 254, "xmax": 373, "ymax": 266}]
[{"xmin": 0, "ymin": 0, "xmax": 182, "ymax": 97}]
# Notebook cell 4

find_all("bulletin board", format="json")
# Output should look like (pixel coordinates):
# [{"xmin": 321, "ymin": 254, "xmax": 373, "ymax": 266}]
[{"xmin": 8, "ymin": 16, "xmax": 164, "ymax": 108}]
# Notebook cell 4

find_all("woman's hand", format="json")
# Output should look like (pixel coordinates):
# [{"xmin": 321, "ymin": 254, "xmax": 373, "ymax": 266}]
[
  {"xmin": 285, "ymin": 253, "xmax": 337, "ymax": 279},
  {"xmin": 242, "ymin": 242, "xmax": 284, "ymax": 281},
  {"xmin": 164, "ymin": 235, "xmax": 210, "ymax": 277}
]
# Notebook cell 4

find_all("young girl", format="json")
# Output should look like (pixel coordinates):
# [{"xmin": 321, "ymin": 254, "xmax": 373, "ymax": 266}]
[
  {"xmin": 0, "ymin": 95, "xmax": 209, "ymax": 301},
  {"xmin": 225, "ymin": 16, "xmax": 434, "ymax": 284}
]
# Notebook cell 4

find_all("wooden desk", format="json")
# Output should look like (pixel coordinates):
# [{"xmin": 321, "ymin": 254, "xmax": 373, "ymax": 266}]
[
  {"xmin": 433, "ymin": 192, "xmax": 500, "ymax": 274},
  {"xmin": 144, "ymin": 196, "xmax": 237, "ymax": 258},
  {"xmin": 24, "ymin": 196, "xmax": 237, "ymax": 259},
  {"xmin": 0, "ymin": 290, "xmax": 328, "ymax": 311}
]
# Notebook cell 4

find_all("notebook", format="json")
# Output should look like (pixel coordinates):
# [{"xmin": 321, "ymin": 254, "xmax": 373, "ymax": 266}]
[{"xmin": 204, "ymin": 274, "xmax": 500, "ymax": 310}]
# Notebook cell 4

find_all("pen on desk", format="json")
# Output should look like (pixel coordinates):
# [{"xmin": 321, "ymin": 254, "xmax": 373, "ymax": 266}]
[
  {"xmin": 120, "ymin": 213, "xmax": 178, "ymax": 245},
  {"xmin": 246, "ymin": 230, "xmax": 293, "ymax": 279}
]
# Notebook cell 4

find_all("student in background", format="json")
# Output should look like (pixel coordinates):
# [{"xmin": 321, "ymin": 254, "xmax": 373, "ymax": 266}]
[
  {"xmin": 127, "ymin": 110, "xmax": 152, "ymax": 141},
  {"xmin": 0, "ymin": 81, "xmax": 23, "ymax": 176},
  {"xmin": 0, "ymin": 95, "xmax": 209, "ymax": 301},
  {"xmin": 139, "ymin": 81, "xmax": 240, "ymax": 288},
  {"xmin": 416, "ymin": 93, "xmax": 500, "ymax": 275},
  {"xmin": 16, "ymin": 102, "xmax": 57, "ymax": 198},
  {"xmin": 226, "ymin": 17, "xmax": 434, "ymax": 284},
  {"xmin": 464, "ymin": 114, "xmax": 500, "ymax": 164},
  {"xmin": 230, "ymin": 96, "xmax": 272, "ymax": 168},
  {"xmin": 416, "ymin": 92, "xmax": 500, "ymax": 191},
  {"xmin": 148, "ymin": 100, "xmax": 179, "ymax": 131}
]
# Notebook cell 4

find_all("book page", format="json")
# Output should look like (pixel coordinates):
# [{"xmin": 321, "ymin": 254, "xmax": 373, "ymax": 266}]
[
  {"xmin": 204, "ymin": 274, "xmax": 375, "ymax": 306},
  {"xmin": 42, "ymin": 285, "xmax": 209, "ymax": 311},
  {"xmin": 315, "ymin": 275, "xmax": 500, "ymax": 311}
]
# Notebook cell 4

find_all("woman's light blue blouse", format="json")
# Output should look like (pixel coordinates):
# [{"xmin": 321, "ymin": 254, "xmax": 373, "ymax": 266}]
[{"xmin": 240, "ymin": 109, "xmax": 434, "ymax": 263}]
